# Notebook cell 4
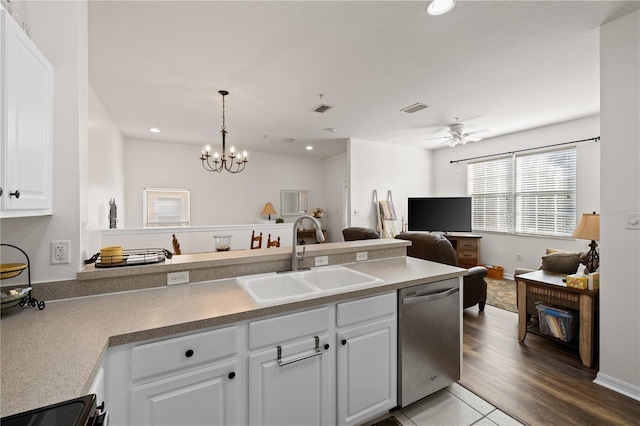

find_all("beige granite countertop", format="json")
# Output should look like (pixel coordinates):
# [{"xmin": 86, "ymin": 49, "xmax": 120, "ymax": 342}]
[{"xmin": 0, "ymin": 256, "xmax": 465, "ymax": 417}]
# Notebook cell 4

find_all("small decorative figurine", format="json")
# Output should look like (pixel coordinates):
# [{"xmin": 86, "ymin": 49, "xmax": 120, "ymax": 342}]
[
  {"xmin": 172, "ymin": 234, "xmax": 181, "ymax": 255},
  {"xmin": 109, "ymin": 198, "xmax": 118, "ymax": 229}
]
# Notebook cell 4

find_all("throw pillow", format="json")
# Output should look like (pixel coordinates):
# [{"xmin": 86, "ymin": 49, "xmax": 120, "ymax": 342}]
[
  {"xmin": 541, "ymin": 252, "xmax": 583, "ymax": 274},
  {"xmin": 545, "ymin": 248, "xmax": 566, "ymax": 254}
]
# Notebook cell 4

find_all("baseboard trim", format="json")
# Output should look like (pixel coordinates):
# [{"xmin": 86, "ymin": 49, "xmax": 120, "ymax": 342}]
[{"xmin": 594, "ymin": 372, "xmax": 640, "ymax": 401}]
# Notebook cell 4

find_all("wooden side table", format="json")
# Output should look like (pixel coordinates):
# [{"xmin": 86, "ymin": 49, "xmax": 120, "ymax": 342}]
[
  {"xmin": 516, "ymin": 270, "xmax": 599, "ymax": 368},
  {"xmin": 444, "ymin": 233, "xmax": 482, "ymax": 268}
]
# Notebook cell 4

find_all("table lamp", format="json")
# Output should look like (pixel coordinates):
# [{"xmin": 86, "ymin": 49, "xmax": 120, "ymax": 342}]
[
  {"xmin": 571, "ymin": 212, "xmax": 600, "ymax": 273},
  {"xmin": 261, "ymin": 202, "xmax": 277, "ymax": 221}
]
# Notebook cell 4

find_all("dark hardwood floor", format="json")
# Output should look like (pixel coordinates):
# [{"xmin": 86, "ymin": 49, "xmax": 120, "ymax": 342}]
[{"xmin": 460, "ymin": 305, "xmax": 640, "ymax": 425}]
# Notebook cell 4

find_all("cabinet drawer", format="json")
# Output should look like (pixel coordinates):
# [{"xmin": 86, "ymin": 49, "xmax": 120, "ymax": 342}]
[
  {"xmin": 132, "ymin": 326, "xmax": 237, "ymax": 381},
  {"xmin": 458, "ymin": 240, "xmax": 478, "ymax": 250},
  {"xmin": 336, "ymin": 292, "xmax": 396, "ymax": 328},
  {"xmin": 458, "ymin": 250, "xmax": 477, "ymax": 260},
  {"xmin": 249, "ymin": 306, "xmax": 330, "ymax": 350}
]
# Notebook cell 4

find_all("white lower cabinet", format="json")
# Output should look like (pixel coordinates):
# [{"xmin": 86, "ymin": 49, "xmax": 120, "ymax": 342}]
[
  {"xmin": 106, "ymin": 325, "xmax": 243, "ymax": 426},
  {"xmin": 105, "ymin": 292, "xmax": 397, "ymax": 426},
  {"xmin": 248, "ymin": 335, "xmax": 331, "ymax": 426},
  {"xmin": 131, "ymin": 359, "xmax": 240, "ymax": 426},
  {"xmin": 336, "ymin": 292, "xmax": 397, "ymax": 426},
  {"xmin": 247, "ymin": 306, "xmax": 332, "ymax": 426}
]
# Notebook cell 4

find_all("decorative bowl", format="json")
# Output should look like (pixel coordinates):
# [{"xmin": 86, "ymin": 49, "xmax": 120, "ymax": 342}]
[
  {"xmin": 1, "ymin": 288, "xmax": 29, "ymax": 310},
  {"xmin": 0, "ymin": 263, "xmax": 27, "ymax": 280}
]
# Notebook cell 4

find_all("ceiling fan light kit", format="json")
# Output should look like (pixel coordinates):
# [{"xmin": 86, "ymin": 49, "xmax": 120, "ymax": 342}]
[{"xmin": 426, "ymin": 120, "xmax": 489, "ymax": 147}]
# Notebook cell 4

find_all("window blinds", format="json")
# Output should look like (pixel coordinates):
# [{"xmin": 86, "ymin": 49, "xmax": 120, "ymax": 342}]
[{"xmin": 468, "ymin": 148, "xmax": 577, "ymax": 236}]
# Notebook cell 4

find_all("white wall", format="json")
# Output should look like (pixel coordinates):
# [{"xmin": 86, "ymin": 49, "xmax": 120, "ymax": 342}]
[
  {"xmin": 325, "ymin": 152, "xmax": 348, "ymax": 242},
  {"xmin": 432, "ymin": 115, "xmax": 601, "ymax": 277},
  {"xmin": 349, "ymin": 138, "xmax": 433, "ymax": 232},
  {"xmin": 123, "ymin": 138, "xmax": 328, "ymax": 228},
  {"xmin": 0, "ymin": 1, "xmax": 88, "ymax": 283},
  {"xmin": 87, "ymin": 89, "xmax": 125, "ymax": 255},
  {"xmin": 596, "ymin": 10, "xmax": 640, "ymax": 399}
]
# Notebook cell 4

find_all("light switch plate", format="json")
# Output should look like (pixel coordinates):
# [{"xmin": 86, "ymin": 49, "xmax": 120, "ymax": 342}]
[
  {"xmin": 315, "ymin": 255, "xmax": 329, "ymax": 266},
  {"xmin": 356, "ymin": 252, "xmax": 368, "ymax": 261}
]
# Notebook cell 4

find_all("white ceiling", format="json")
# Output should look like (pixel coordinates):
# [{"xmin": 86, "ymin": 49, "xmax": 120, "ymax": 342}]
[{"xmin": 88, "ymin": 1, "xmax": 640, "ymax": 158}]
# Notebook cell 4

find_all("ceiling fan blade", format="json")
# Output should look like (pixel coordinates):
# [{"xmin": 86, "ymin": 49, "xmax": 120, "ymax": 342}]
[
  {"xmin": 424, "ymin": 135, "xmax": 449, "ymax": 141},
  {"xmin": 465, "ymin": 135, "xmax": 483, "ymax": 142},
  {"xmin": 464, "ymin": 129, "xmax": 489, "ymax": 137}
]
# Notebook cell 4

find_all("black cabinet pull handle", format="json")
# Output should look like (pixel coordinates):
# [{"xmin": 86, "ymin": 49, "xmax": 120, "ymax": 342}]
[
  {"xmin": 0, "ymin": 187, "xmax": 3, "ymax": 196},
  {"xmin": 228, "ymin": 372, "xmax": 236, "ymax": 379},
  {"xmin": 341, "ymin": 339, "xmax": 347, "ymax": 345},
  {"xmin": 9, "ymin": 190, "xmax": 20, "ymax": 199},
  {"xmin": 324, "ymin": 343, "xmax": 330, "ymax": 350},
  {"xmin": 185, "ymin": 349, "xmax": 194, "ymax": 358}
]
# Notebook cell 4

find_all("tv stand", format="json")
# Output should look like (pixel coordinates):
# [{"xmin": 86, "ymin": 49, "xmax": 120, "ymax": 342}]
[{"xmin": 443, "ymin": 233, "xmax": 482, "ymax": 268}]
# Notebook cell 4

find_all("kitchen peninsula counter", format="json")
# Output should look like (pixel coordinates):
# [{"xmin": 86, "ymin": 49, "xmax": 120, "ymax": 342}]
[{"xmin": 0, "ymin": 252, "xmax": 466, "ymax": 417}]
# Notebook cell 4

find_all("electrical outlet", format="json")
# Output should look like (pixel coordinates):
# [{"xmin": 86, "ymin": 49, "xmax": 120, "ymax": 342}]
[
  {"xmin": 516, "ymin": 253, "xmax": 522, "ymax": 261},
  {"xmin": 167, "ymin": 271, "xmax": 189, "ymax": 285},
  {"xmin": 356, "ymin": 251, "xmax": 368, "ymax": 261},
  {"xmin": 51, "ymin": 241, "xmax": 70, "ymax": 264},
  {"xmin": 315, "ymin": 255, "xmax": 329, "ymax": 267}
]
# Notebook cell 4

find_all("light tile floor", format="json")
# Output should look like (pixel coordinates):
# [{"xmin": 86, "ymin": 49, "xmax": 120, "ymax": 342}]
[{"xmin": 371, "ymin": 383, "xmax": 524, "ymax": 426}]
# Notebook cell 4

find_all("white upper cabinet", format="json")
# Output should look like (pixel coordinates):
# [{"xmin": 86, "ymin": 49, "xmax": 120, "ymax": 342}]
[{"xmin": 0, "ymin": 6, "xmax": 54, "ymax": 217}]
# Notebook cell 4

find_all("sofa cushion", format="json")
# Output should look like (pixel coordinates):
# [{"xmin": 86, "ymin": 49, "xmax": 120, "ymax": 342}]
[{"xmin": 540, "ymin": 251, "xmax": 583, "ymax": 274}]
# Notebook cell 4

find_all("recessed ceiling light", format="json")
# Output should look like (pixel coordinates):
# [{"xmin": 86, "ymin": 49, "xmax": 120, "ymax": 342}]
[
  {"xmin": 325, "ymin": 128, "xmax": 337, "ymax": 133},
  {"xmin": 427, "ymin": 0, "xmax": 455, "ymax": 16},
  {"xmin": 149, "ymin": 128, "xmax": 161, "ymax": 133},
  {"xmin": 306, "ymin": 145, "xmax": 314, "ymax": 150}
]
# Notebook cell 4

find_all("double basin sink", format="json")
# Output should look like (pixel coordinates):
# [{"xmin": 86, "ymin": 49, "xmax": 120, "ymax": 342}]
[{"xmin": 236, "ymin": 265, "xmax": 384, "ymax": 306}]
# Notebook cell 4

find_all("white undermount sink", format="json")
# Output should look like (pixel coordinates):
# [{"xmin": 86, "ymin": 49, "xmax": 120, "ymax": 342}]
[{"xmin": 236, "ymin": 265, "xmax": 384, "ymax": 306}]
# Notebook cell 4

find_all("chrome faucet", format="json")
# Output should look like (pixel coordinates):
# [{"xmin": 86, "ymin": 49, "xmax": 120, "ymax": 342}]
[{"xmin": 291, "ymin": 214, "xmax": 325, "ymax": 271}]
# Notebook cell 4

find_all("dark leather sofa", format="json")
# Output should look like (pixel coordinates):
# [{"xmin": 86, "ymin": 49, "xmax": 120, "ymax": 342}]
[
  {"xmin": 395, "ymin": 232, "xmax": 488, "ymax": 311},
  {"xmin": 342, "ymin": 227, "xmax": 381, "ymax": 241}
]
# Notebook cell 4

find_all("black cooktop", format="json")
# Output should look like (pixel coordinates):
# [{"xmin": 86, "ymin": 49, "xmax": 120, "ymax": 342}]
[{"xmin": 1, "ymin": 394, "xmax": 96, "ymax": 426}]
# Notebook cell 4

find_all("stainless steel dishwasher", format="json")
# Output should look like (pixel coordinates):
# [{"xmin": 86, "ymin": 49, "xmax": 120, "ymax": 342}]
[{"xmin": 398, "ymin": 277, "xmax": 461, "ymax": 407}]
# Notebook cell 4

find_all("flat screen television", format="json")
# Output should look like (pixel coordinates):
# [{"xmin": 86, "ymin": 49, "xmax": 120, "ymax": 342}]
[{"xmin": 407, "ymin": 197, "xmax": 472, "ymax": 233}]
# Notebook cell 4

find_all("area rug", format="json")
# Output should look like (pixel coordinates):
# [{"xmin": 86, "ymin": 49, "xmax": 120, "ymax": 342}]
[{"xmin": 485, "ymin": 277, "xmax": 517, "ymax": 312}]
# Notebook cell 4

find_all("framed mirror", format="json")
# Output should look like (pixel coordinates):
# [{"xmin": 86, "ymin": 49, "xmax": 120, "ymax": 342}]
[{"xmin": 281, "ymin": 190, "xmax": 310, "ymax": 216}]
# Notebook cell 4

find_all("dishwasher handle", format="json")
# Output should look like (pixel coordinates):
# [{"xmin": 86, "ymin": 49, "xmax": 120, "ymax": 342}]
[{"xmin": 402, "ymin": 287, "xmax": 459, "ymax": 304}]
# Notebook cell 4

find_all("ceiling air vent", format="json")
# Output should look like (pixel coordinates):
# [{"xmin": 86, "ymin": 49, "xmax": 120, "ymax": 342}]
[
  {"xmin": 313, "ymin": 104, "xmax": 333, "ymax": 113},
  {"xmin": 400, "ymin": 103, "xmax": 429, "ymax": 114}
]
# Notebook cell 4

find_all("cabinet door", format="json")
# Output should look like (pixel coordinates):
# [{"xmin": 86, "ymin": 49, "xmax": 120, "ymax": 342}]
[
  {"xmin": 337, "ymin": 317, "xmax": 397, "ymax": 426},
  {"xmin": 248, "ymin": 335, "xmax": 331, "ymax": 426},
  {"xmin": 1, "ymin": 9, "xmax": 53, "ymax": 215},
  {"xmin": 131, "ymin": 359, "xmax": 240, "ymax": 426}
]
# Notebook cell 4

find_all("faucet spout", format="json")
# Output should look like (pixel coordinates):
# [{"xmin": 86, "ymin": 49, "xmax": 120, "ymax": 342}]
[{"xmin": 291, "ymin": 214, "xmax": 324, "ymax": 271}]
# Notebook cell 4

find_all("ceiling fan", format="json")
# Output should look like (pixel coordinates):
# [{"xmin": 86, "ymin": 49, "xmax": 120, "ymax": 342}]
[{"xmin": 426, "ymin": 121, "xmax": 489, "ymax": 147}]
